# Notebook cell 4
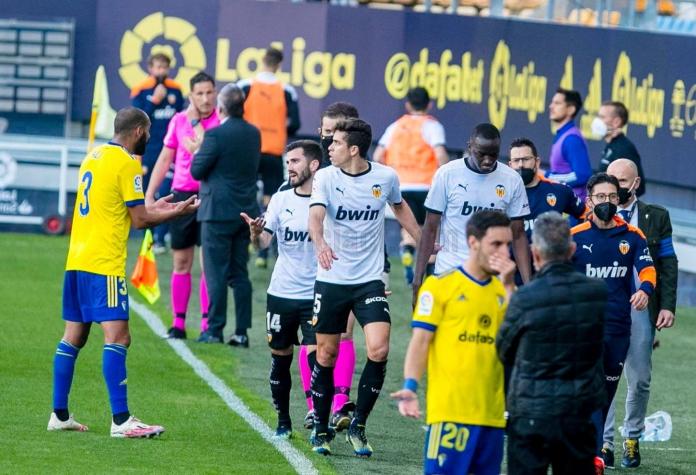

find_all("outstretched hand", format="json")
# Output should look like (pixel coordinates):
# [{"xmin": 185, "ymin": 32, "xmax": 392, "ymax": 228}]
[
  {"xmin": 151, "ymin": 193, "xmax": 200, "ymax": 215},
  {"xmin": 240, "ymin": 212, "xmax": 266, "ymax": 238}
]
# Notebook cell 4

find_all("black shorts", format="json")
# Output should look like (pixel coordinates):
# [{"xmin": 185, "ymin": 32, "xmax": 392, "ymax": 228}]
[
  {"xmin": 169, "ymin": 190, "xmax": 201, "ymax": 250},
  {"xmin": 266, "ymin": 294, "xmax": 316, "ymax": 349},
  {"xmin": 312, "ymin": 280, "xmax": 390, "ymax": 335},
  {"xmin": 402, "ymin": 190, "xmax": 428, "ymax": 225},
  {"xmin": 259, "ymin": 153, "xmax": 284, "ymax": 197}
]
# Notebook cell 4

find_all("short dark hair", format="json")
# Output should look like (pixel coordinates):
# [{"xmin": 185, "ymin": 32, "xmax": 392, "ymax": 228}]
[
  {"xmin": 114, "ymin": 107, "xmax": 150, "ymax": 135},
  {"xmin": 472, "ymin": 123, "xmax": 501, "ymax": 141},
  {"xmin": 510, "ymin": 137, "xmax": 538, "ymax": 157},
  {"xmin": 407, "ymin": 87, "xmax": 430, "ymax": 111},
  {"xmin": 148, "ymin": 53, "xmax": 171, "ymax": 66},
  {"xmin": 466, "ymin": 210, "xmax": 511, "ymax": 240},
  {"xmin": 587, "ymin": 172, "xmax": 619, "ymax": 194},
  {"xmin": 190, "ymin": 71, "xmax": 215, "ymax": 91},
  {"xmin": 217, "ymin": 84, "xmax": 245, "ymax": 118},
  {"xmin": 263, "ymin": 47, "xmax": 283, "ymax": 68},
  {"xmin": 334, "ymin": 118, "xmax": 372, "ymax": 158},
  {"xmin": 322, "ymin": 102, "xmax": 359, "ymax": 121},
  {"xmin": 602, "ymin": 100, "xmax": 629, "ymax": 126},
  {"xmin": 286, "ymin": 140, "xmax": 322, "ymax": 164},
  {"xmin": 556, "ymin": 88, "xmax": 583, "ymax": 118}
]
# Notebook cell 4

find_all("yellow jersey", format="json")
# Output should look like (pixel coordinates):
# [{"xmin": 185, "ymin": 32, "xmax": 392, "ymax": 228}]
[
  {"xmin": 413, "ymin": 268, "xmax": 508, "ymax": 428},
  {"xmin": 65, "ymin": 143, "xmax": 144, "ymax": 276}
]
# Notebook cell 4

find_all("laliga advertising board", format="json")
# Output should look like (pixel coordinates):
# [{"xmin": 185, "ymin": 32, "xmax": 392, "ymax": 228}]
[{"xmin": 72, "ymin": 0, "xmax": 696, "ymax": 190}]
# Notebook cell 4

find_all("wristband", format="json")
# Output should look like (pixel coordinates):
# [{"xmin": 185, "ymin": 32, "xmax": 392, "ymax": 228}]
[{"xmin": 403, "ymin": 378, "xmax": 418, "ymax": 393}]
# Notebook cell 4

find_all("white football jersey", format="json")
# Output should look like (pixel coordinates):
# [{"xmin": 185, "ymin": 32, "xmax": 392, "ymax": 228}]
[
  {"xmin": 264, "ymin": 188, "xmax": 316, "ymax": 300},
  {"xmin": 424, "ymin": 158, "xmax": 530, "ymax": 274},
  {"xmin": 310, "ymin": 162, "xmax": 401, "ymax": 285}
]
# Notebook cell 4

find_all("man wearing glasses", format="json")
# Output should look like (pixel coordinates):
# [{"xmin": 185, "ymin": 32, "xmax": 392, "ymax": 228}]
[
  {"xmin": 570, "ymin": 172, "xmax": 656, "ymax": 464},
  {"xmin": 508, "ymin": 137, "xmax": 586, "ymax": 282}
]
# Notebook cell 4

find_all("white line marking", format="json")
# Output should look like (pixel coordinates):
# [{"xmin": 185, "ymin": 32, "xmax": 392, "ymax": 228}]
[{"xmin": 130, "ymin": 298, "xmax": 318, "ymax": 475}]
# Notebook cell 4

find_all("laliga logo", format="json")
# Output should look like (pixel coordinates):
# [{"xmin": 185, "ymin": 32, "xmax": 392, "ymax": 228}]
[{"xmin": 119, "ymin": 12, "xmax": 206, "ymax": 95}]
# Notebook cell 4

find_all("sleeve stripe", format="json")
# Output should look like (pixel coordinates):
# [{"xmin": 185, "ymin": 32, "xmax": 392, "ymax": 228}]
[
  {"xmin": 263, "ymin": 227, "xmax": 274, "ymax": 235},
  {"xmin": 547, "ymin": 172, "xmax": 578, "ymax": 182},
  {"xmin": 658, "ymin": 238, "xmax": 676, "ymax": 258},
  {"xmin": 411, "ymin": 321, "xmax": 437, "ymax": 332},
  {"xmin": 309, "ymin": 203, "xmax": 326, "ymax": 208},
  {"xmin": 125, "ymin": 199, "xmax": 144, "ymax": 207},
  {"xmin": 424, "ymin": 206, "xmax": 443, "ymax": 215},
  {"xmin": 638, "ymin": 266, "xmax": 657, "ymax": 287}
]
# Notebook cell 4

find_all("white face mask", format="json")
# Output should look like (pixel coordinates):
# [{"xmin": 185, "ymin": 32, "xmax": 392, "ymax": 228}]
[{"xmin": 591, "ymin": 117, "xmax": 608, "ymax": 138}]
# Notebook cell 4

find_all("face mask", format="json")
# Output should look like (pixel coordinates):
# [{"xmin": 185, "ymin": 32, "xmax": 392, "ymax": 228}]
[
  {"xmin": 593, "ymin": 202, "xmax": 617, "ymax": 222},
  {"xmin": 518, "ymin": 167, "xmax": 536, "ymax": 185},
  {"xmin": 320, "ymin": 136, "xmax": 333, "ymax": 157},
  {"xmin": 590, "ymin": 117, "xmax": 608, "ymax": 138}
]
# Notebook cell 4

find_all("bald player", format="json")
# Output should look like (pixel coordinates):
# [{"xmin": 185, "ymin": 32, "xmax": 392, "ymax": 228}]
[{"xmin": 602, "ymin": 159, "xmax": 678, "ymax": 469}]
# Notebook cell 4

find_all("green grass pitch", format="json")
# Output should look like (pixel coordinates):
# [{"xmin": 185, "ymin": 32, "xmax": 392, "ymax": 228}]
[{"xmin": 1, "ymin": 233, "xmax": 694, "ymax": 473}]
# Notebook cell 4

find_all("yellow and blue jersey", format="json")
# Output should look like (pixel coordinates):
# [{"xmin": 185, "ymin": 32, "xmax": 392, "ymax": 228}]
[
  {"xmin": 65, "ymin": 142, "xmax": 144, "ymax": 277},
  {"xmin": 412, "ymin": 268, "xmax": 508, "ymax": 428},
  {"xmin": 571, "ymin": 216, "xmax": 656, "ymax": 336}
]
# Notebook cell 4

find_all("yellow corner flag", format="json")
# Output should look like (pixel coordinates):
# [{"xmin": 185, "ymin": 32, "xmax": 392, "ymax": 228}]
[
  {"xmin": 130, "ymin": 230, "xmax": 161, "ymax": 304},
  {"xmin": 87, "ymin": 65, "xmax": 117, "ymax": 151}
]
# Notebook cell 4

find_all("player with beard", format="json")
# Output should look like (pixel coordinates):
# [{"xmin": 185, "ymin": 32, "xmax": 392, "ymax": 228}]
[
  {"xmin": 308, "ymin": 118, "xmax": 420, "ymax": 456},
  {"xmin": 241, "ymin": 140, "xmax": 322, "ymax": 439},
  {"xmin": 48, "ymin": 107, "xmax": 199, "ymax": 437},
  {"xmin": 145, "ymin": 72, "xmax": 219, "ymax": 341}
]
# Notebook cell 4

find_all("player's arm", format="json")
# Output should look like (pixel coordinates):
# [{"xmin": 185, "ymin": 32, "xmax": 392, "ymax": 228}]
[
  {"xmin": 390, "ymin": 328, "xmax": 433, "ymax": 419},
  {"xmin": 413, "ymin": 212, "xmax": 441, "ymax": 304},
  {"xmin": 391, "ymin": 200, "xmax": 421, "ymax": 244},
  {"xmin": 309, "ymin": 205, "xmax": 337, "ymax": 270},
  {"xmin": 144, "ymin": 146, "xmax": 174, "ymax": 204},
  {"xmin": 434, "ymin": 145, "xmax": 449, "ymax": 166},
  {"xmin": 373, "ymin": 145, "xmax": 386, "ymax": 164},
  {"xmin": 129, "ymin": 194, "xmax": 199, "ymax": 229},
  {"xmin": 240, "ymin": 212, "xmax": 272, "ymax": 250},
  {"xmin": 510, "ymin": 219, "xmax": 531, "ymax": 284},
  {"xmin": 285, "ymin": 87, "xmax": 301, "ymax": 135}
]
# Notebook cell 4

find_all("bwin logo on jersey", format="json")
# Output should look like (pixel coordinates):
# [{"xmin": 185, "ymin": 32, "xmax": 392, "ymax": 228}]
[
  {"xmin": 461, "ymin": 201, "xmax": 498, "ymax": 216},
  {"xmin": 495, "ymin": 184, "xmax": 506, "ymax": 198},
  {"xmin": 336, "ymin": 205, "xmax": 379, "ymax": 221},
  {"xmin": 546, "ymin": 193, "xmax": 557, "ymax": 207},
  {"xmin": 372, "ymin": 184, "xmax": 382, "ymax": 198},
  {"xmin": 619, "ymin": 240, "xmax": 630, "ymax": 255},
  {"xmin": 283, "ymin": 228, "xmax": 310, "ymax": 242},
  {"xmin": 585, "ymin": 262, "xmax": 628, "ymax": 278}
]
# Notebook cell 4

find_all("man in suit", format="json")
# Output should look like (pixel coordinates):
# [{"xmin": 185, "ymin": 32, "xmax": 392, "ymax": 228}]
[
  {"xmin": 191, "ymin": 84, "xmax": 261, "ymax": 346},
  {"xmin": 603, "ymin": 158, "xmax": 678, "ymax": 469}
]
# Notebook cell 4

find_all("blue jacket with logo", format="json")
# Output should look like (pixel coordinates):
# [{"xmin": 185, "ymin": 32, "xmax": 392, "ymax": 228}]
[{"xmin": 571, "ymin": 216, "xmax": 656, "ymax": 336}]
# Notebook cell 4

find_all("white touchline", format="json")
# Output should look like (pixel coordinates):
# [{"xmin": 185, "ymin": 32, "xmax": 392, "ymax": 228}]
[{"xmin": 130, "ymin": 299, "xmax": 319, "ymax": 475}]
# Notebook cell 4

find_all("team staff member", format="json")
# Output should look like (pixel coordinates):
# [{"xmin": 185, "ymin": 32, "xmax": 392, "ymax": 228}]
[
  {"xmin": 374, "ymin": 87, "xmax": 448, "ymax": 285},
  {"xmin": 595, "ymin": 101, "xmax": 646, "ymax": 197},
  {"xmin": 240, "ymin": 140, "xmax": 321, "ymax": 439},
  {"xmin": 602, "ymin": 159, "xmax": 678, "ymax": 469},
  {"xmin": 309, "ymin": 119, "xmax": 421, "ymax": 457},
  {"xmin": 413, "ymin": 123, "xmax": 531, "ymax": 304},
  {"xmin": 145, "ymin": 72, "xmax": 219, "ymax": 340},
  {"xmin": 547, "ymin": 88, "xmax": 592, "ymax": 201},
  {"xmin": 497, "ymin": 211, "xmax": 607, "ymax": 475},
  {"xmin": 130, "ymin": 53, "xmax": 184, "ymax": 252},
  {"xmin": 392, "ymin": 211, "xmax": 516, "ymax": 475},
  {"xmin": 191, "ymin": 84, "xmax": 260, "ymax": 346},
  {"xmin": 48, "ymin": 107, "xmax": 199, "ymax": 438},
  {"xmin": 571, "ymin": 173, "xmax": 656, "ymax": 463},
  {"xmin": 508, "ymin": 137, "xmax": 586, "ymax": 282},
  {"xmin": 239, "ymin": 47, "xmax": 301, "ymax": 268}
]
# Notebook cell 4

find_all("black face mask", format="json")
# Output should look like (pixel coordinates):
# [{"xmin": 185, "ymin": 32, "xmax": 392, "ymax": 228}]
[
  {"xmin": 518, "ymin": 167, "xmax": 536, "ymax": 185},
  {"xmin": 594, "ymin": 202, "xmax": 617, "ymax": 222},
  {"xmin": 618, "ymin": 186, "xmax": 633, "ymax": 205},
  {"xmin": 320, "ymin": 136, "xmax": 333, "ymax": 157}
]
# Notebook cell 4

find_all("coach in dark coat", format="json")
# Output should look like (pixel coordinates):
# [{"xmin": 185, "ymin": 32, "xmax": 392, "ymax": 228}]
[
  {"xmin": 497, "ymin": 211, "xmax": 608, "ymax": 474},
  {"xmin": 191, "ymin": 84, "xmax": 260, "ymax": 346}
]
